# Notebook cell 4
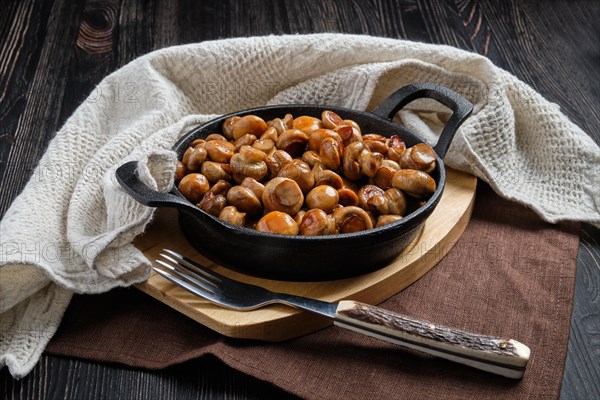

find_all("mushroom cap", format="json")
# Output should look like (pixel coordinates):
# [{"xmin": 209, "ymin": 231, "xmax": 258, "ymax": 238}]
[
  {"xmin": 306, "ymin": 185, "xmax": 340, "ymax": 214},
  {"xmin": 262, "ymin": 177, "xmax": 304, "ymax": 216},
  {"xmin": 219, "ymin": 205, "xmax": 246, "ymax": 227},
  {"xmin": 333, "ymin": 206, "xmax": 374, "ymax": 233},
  {"xmin": 392, "ymin": 169, "xmax": 436, "ymax": 199},
  {"xmin": 178, "ymin": 173, "xmax": 210, "ymax": 204},
  {"xmin": 256, "ymin": 211, "xmax": 299, "ymax": 235},
  {"xmin": 299, "ymin": 209, "xmax": 336, "ymax": 236},
  {"xmin": 226, "ymin": 185, "xmax": 262, "ymax": 216},
  {"xmin": 232, "ymin": 115, "xmax": 268, "ymax": 140},
  {"xmin": 277, "ymin": 159, "xmax": 315, "ymax": 194}
]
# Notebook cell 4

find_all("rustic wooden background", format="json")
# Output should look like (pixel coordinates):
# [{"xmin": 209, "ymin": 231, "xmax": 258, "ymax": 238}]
[{"xmin": 1, "ymin": 0, "xmax": 598, "ymax": 398}]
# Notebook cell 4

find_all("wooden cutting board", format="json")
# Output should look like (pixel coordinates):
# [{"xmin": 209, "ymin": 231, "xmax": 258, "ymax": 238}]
[{"xmin": 134, "ymin": 168, "xmax": 477, "ymax": 341}]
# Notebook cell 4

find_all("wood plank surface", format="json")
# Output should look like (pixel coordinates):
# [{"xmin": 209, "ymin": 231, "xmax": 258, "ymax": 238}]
[{"xmin": 1, "ymin": 0, "xmax": 598, "ymax": 399}]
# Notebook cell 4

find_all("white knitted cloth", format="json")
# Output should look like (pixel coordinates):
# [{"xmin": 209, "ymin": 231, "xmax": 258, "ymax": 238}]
[{"xmin": 1, "ymin": 34, "xmax": 599, "ymax": 378}]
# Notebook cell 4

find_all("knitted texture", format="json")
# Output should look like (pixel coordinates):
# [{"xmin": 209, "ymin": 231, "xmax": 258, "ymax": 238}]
[{"xmin": 1, "ymin": 34, "xmax": 599, "ymax": 378}]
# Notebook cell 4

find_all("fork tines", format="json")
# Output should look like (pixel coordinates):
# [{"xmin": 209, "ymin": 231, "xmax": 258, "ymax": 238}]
[{"xmin": 154, "ymin": 249, "xmax": 222, "ymax": 295}]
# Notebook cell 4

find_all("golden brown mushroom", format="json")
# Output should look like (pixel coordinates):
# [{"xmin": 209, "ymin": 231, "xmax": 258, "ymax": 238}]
[
  {"xmin": 293, "ymin": 115, "xmax": 322, "ymax": 134},
  {"xmin": 359, "ymin": 186, "xmax": 408, "ymax": 216},
  {"xmin": 334, "ymin": 124, "xmax": 362, "ymax": 146},
  {"xmin": 333, "ymin": 206, "xmax": 374, "ymax": 233},
  {"xmin": 230, "ymin": 148, "xmax": 268, "ymax": 183},
  {"xmin": 342, "ymin": 119, "xmax": 361, "ymax": 134},
  {"xmin": 218, "ymin": 205, "xmax": 246, "ymax": 227},
  {"xmin": 387, "ymin": 135, "xmax": 406, "ymax": 162},
  {"xmin": 342, "ymin": 141, "xmax": 366, "ymax": 180},
  {"xmin": 321, "ymin": 110, "xmax": 344, "ymax": 129},
  {"xmin": 299, "ymin": 209, "xmax": 336, "ymax": 236},
  {"xmin": 293, "ymin": 210, "xmax": 306, "ymax": 226},
  {"xmin": 305, "ymin": 185, "xmax": 340, "ymax": 214},
  {"xmin": 198, "ymin": 192, "xmax": 227, "ymax": 217},
  {"xmin": 277, "ymin": 159, "xmax": 315, "ymax": 194},
  {"xmin": 381, "ymin": 159, "xmax": 401, "ymax": 170},
  {"xmin": 260, "ymin": 126, "xmax": 279, "ymax": 142},
  {"xmin": 373, "ymin": 164, "xmax": 397, "ymax": 189},
  {"xmin": 240, "ymin": 177, "xmax": 265, "ymax": 199},
  {"xmin": 232, "ymin": 115, "xmax": 268, "ymax": 140},
  {"xmin": 183, "ymin": 144, "xmax": 208, "ymax": 171},
  {"xmin": 181, "ymin": 146, "xmax": 194, "ymax": 166},
  {"xmin": 178, "ymin": 173, "xmax": 210, "ymax": 204},
  {"xmin": 205, "ymin": 139, "xmax": 235, "ymax": 163},
  {"xmin": 252, "ymin": 138, "xmax": 275, "ymax": 154},
  {"xmin": 234, "ymin": 133, "xmax": 257, "ymax": 151},
  {"xmin": 222, "ymin": 116, "xmax": 240, "ymax": 139},
  {"xmin": 376, "ymin": 215, "xmax": 403, "ymax": 227},
  {"xmin": 398, "ymin": 143, "xmax": 437, "ymax": 173},
  {"xmin": 314, "ymin": 168, "xmax": 344, "ymax": 189},
  {"xmin": 357, "ymin": 185, "xmax": 386, "ymax": 212},
  {"xmin": 307, "ymin": 129, "xmax": 342, "ymax": 152},
  {"xmin": 190, "ymin": 138, "xmax": 206, "ymax": 148},
  {"xmin": 262, "ymin": 177, "xmax": 304, "ymax": 215},
  {"xmin": 201, "ymin": 161, "xmax": 232, "ymax": 183},
  {"xmin": 276, "ymin": 129, "xmax": 309, "ymax": 157},
  {"xmin": 266, "ymin": 118, "xmax": 287, "ymax": 135},
  {"xmin": 384, "ymin": 188, "xmax": 408, "ymax": 216},
  {"xmin": 392, "ymin": 169, "xmax": 436, "ymax": 199},
  {"xmin": 319, "ymin": 137, "xmax": 342, "ymax": 171},
  {"xmin": 282, "ymin": 113, "xmax": 294, "ymax": 129},
  {"xmin": 207, "ymin": 179, "xmax": 232, "ymax": 196},
  {"xmin": 337, "ymin": 188, "xmax": 359, "ymax": 207},
  {"xmin": 226, "ymin": 185, "xmax": 262, "ymax": 216},
  {"xmin": 256, "ymin": 211, "xmax": 299, "ymax": 235},
  {"xmin": 301, "ymin": 150, "xmax": 321, "ymax": 167},
  {"xmin": 205, "ymin": 133, "xmax": 228, "ymax": 142},
  {"xmin": 359, "ymin": 151, "xmax": 384, "ymax": 178},
  {"xmin": 238, "ymin": 145, "xmax": 267, "ymax": 163},
  {"xmin": 175, "ymin": 160, "xmax": 187, "ymax": 182},
  {"xmin": 265, "ymin": 149, "xmax": 293, "ymax": 177},
  {"xmin": 362, "ymin": 134, "xmax": 388, "ymax": 154}
]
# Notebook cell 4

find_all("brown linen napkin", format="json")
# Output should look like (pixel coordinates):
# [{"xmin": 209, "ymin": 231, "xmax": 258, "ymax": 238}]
[{"xmin": 45, "ymin": 182, "xmax": 580, "ymax": 399}]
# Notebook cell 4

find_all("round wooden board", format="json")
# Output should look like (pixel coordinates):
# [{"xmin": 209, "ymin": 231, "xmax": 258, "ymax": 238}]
[{"xmin": 134, "ymin": 168, "xmax": 477, "ymax": 341}]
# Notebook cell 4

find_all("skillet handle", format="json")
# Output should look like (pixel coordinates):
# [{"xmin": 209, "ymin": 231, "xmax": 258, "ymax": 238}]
[
  {"xmin": 115, "ymin": 161, "xmax": 198, "ymax": 213},
  {"xmin": 371, "ymin": 83, "xmax": 473, "ymax": 158}
]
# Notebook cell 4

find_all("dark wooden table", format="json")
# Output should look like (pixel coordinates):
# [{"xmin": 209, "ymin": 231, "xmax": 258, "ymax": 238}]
[{"xmin": 1, "ymin": 1, "xmax": 598, "ymax": 398}]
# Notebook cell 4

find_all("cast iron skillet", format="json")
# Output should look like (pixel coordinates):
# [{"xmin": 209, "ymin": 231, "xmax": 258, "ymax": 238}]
[{"xmin": 116, "ymin": 83, "xmax": 473, "ymax": 281}]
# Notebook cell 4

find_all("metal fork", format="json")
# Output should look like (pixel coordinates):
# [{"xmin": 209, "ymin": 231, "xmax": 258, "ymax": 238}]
[{"xmin": 154, "ymin": 249, "xmax": 530, "ymax": 379}]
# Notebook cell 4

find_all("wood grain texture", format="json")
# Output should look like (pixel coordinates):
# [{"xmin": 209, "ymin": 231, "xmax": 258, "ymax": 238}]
[
  {"xmin": 563, "ymin": 223, "xmax": 600, "ymax": 399},
  {"xmin": 0, "ymin": 0, "xmax": 83, "ymax": 214},
  {"xmin": 0, "ymin": 354, "xmax": 297, "ymax": 400},
  {"xmin": 0, "ymin": 0, "xmax": 598, "ymax": 399}
]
